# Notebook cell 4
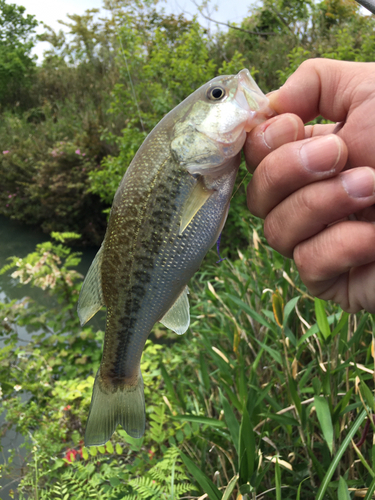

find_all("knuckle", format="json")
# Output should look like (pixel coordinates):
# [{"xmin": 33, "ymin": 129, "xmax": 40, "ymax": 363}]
[
  {"xmin": 294, "ymin": 188, "xmax": 316, "ymax": 217},
  {"xmin": 264, "ymin": 215, "xmax": 284, "ymax": 253},
  {"xmin": 293, "ymin": 238, "xmax": 322, "ymax": 284},
  {"xmin": 293, "ymin": 243, "xmax": 307, "ymax": 273}
]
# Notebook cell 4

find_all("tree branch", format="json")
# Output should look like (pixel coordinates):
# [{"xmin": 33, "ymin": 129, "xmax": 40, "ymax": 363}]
[{"xmin": 198, "ymin": 10, "xmax": 276, "ymax": 36}]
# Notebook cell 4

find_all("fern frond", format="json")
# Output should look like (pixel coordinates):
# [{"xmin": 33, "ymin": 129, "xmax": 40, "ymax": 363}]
[{"xmin": 130, "ymin": 476, "xmax": 164, "ymax": 499}]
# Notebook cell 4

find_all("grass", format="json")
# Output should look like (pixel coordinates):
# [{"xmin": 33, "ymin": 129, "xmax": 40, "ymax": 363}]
[
  {"xmin": 156, "ymin": 219, "xmax": 375, "ymax": 499},
  {"xmin": 1, "ymin": 220, "xmax": 375, "ymax": 499}
]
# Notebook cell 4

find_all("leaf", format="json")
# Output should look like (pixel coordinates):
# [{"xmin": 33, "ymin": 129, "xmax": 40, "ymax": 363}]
[
  {"xmin": 272, "ymin": 292, "xmax": 284, "ymax": 327},
  {"xmin": 358, "ymin": 378, "xmax": 375, "ymax": 412},
  {"xmin": 226, "ymin": 294, "xmax": 278, "ymax": 334},
  {"xmin": 331, "ymin": 311, "xmax": 349, "ymax": 339},
  {"xmin": 283, "ymin": 296, "xmax": 300, "ymax": 329},
  {"xmin": 106, "ymin": 440, "xmax": 114, "ymax": 454},
  {"xmin": 297, "ymin": 312, "xmax": 341, "ymax": 347},
  {"xmin": 337, "ymin": 476, "xmax": 350, "ymax": 500},
  {"xmin": 180, "ymin": 451, "xmax": 221, "ymax": 500},
  {"xmin": 115, "ymin": 443, "xmax": 122, "ymax": 455},
  {"xmin": 296, "ymin": 477, "xmax": 310, "ymax": 500},
  {"xmin": 261, "ymin": 412, "xmax": 299, "ymax": 427},
  {"xmin": 220, "ymin": 390, "xmax": 240, "ymax": 453},
  {"xmin": 363, "ymin": 476, "xmax": 375, "ymax": 500},
  {"xmin": 160, "ymin": 362, "xmax": 180, "ymax": 405},
  {"xmin": 314, "ymin": 298, "xmax": 331, "ymax": 341},
  {"xmin": 239, "ymin": 407, "xmax": 255, "ymax": 482},
  {"xmin": 88, "ymin": 446, "xmax": 97, "ymax": 457},
  {"xmin": 315, "ymin": 409, "xmax": 366, "ymax": 500},
  {"xmin": 222, "ymin": 474, "xmax": 239, "ymax": 500},
  {"xmin": 82, "ymin": 447, "xmax": 89, "ymax": 460},
  {"xmin": 255, "ymin": 338, "xmax": 282, "ymax": 365},
  {"xmin": 170, "ymin": 414, "xmax": 226, "ymax": 428},
  {"xmin": 275, "ymin": 457, "xmax": 281, "ymax": 500},
  {"xmin": 109, "ymin": 477, "xmax": 121, "ymax": 487},
  {"xmin": 314, "ymin": 396, "xmax": 334, "ymax": 454},
  {"xmin": 288, "ymin": 375, "xmax": 302, "ymax": 421}
]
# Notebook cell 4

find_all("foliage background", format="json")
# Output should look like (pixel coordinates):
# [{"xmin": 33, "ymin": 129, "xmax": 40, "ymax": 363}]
[{"xmin": 1, "ymin": 0, "xmax": 375, "ymax": 498}]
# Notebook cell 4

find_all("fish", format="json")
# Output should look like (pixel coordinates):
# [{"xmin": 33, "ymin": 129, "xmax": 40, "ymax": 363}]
[{"xmin": 77, "ymin": 69, "xmax": 272, "ymax": 446}]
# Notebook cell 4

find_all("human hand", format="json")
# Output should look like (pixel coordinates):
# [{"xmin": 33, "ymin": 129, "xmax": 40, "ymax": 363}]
[{"xmin": 245, "ymin": 59, "xmax": 375, "ymax": 313}]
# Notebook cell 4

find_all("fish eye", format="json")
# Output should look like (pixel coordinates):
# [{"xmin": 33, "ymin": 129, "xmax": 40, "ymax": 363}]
[{"xmin": 207, "ymin": 86, "xmax": 226, "ymax": 101}]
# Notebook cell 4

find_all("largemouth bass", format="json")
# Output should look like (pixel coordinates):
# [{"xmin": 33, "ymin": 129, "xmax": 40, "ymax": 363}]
[{"xmin": 78, "ymin": 69, "xmax": 272, "ymax": 446}]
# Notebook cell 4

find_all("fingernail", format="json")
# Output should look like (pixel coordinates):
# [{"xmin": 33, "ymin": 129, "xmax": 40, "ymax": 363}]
[
  {"xmin": 300, "ymin": 135, "xmax": 341, "ymax": 172},
  {"xmin": 341, "ymin": 167, "xmax": 375, "ymax": 198},
  {"xmin": 263, "ymin": 115, "xmax": 299, "ymax": 149}
]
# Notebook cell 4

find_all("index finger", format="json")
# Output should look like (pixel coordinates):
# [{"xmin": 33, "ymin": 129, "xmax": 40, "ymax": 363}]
[{"xmin": 269, "ymin": 59, "xmax": 375, "ymax": 123}]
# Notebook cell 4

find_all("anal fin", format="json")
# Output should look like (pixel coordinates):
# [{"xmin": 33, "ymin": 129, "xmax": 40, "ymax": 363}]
[
  {"xmin": 179, "ymin": 176, "xmax": 214, "ymax": 235},
  {"xmin": 159, "ymin": 286, "xmax": 189, "ymax": 335}
]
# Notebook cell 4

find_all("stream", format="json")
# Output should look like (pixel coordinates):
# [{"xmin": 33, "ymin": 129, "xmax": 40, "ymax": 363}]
[{"xmin": 0, "ymin": 215, "xmax": 99, "ymax": 499}]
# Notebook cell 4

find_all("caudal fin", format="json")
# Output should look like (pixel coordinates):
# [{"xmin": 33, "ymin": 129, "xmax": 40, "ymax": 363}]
[{"xmin": 84, "ymin": 369, "xmax": 145, "ymax": 446}]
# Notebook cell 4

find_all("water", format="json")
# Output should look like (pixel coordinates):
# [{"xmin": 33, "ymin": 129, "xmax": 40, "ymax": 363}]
[{"xmin": 0, "ymin": 216, "xmax": 99, "ymax": 499}]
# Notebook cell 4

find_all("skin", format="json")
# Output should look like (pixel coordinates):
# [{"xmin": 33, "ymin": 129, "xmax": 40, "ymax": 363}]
[{"xmin": 244, "ymin": 59, "xmax": 375, "ymax": 313}]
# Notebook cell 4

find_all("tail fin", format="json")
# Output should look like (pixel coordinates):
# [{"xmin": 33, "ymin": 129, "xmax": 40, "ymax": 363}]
[{"xmin": 84, "ymin": 369, "xmax": 145, "ymax": 446}]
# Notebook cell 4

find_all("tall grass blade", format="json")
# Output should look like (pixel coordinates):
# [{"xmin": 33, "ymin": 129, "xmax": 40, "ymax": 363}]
[
  {"xmin": 288, "ymin": 375, "xmax": 302, "ymax": 420},
  {"xmin": 227, "ymin": 294, "xmax": 278, "ymax": 334},
  {"xmin": 314, "ymin": 298, "xmax": 331, "ymax": 341},
  {"xmin": 171, "ymin": 414, "xmax": 226, "ymax": 428},
  {"xmin": 297, "ymin": 313, "xmax": 341, "ymax": 347},
  {"xmin": 272, "ymin": 291, "xmax": 284, "ymax": 327},
  {"xmin": 331, "ymin": 311, "xmax": 349, "ymax": 339},
  {"xmin": 170, "ymin": 457, "xmax": 177, "ymax": 500},
  {"xmin": 363, "ymin": 476, "xmax": 375, "ymax": 500},
  {"xmin": 283, "ymin": 296, "xmax": 300, "ymax": 329},
  {"xmin": 338, "ymin": 476, "xmax": 350, "ymax": 500},
  {"xmin": 180, "ymin": 450, "xmax": 221, "ymax": 500},
  {"xmin": 358, "ymin": 378, "xmax": 375, "ymax": 412},
  {"xmin": 314, "ymin": 396, "xmax": 334, "ymax": 454},
  {"xmin": 296, "ymin": 477, "xmax": 310, "ymax": 500},
  {"xmin": 221, "ymin": 474, "xmax": 239, "ymax": 500},
  {"xmin": 275, "ymin": 457, "xmax": 281, "ymax": 500},
  {"xmin": 220, "ymin": 390, "xmax": 240, "ymax": 453},
  {"xmin": 315, "ymin": 409, "xmax": 367, "ymax": 500},
  {"xmin": 348, "ymin": 313, "xmax": 369, "ymax": 348},
  {"xmin": 255, "ymin": 338, "xmax": 282, "ymax": 365},
  {"xmin": 239, "ymin": 407, "xmax": 255, "ymax": 482}
]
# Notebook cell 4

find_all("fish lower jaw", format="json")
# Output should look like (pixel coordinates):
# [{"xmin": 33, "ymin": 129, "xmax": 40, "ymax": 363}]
[{"xmin": 244, "ymin": 107, "xmax": 276, "ymax": 132}]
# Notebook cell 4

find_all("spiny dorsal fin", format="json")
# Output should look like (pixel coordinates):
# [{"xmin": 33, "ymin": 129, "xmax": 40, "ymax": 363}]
[
  {"xmin": 160, "ymin": 286, "xmax": 189, "ymax": 335},
  {"xmin": 179, "ymin": 176, "xmax": 214, "ymax": 235},
  {"xmin": 77, "ymin": 245, "xmax": 105, "ymax": 326}
]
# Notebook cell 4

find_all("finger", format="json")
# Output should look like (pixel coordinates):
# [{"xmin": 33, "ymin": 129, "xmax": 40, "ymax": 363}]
[
  {"xmin": 245, "ymin": 113, "xmax": 305, "ymax": 172},
  {"xmin": 268, "ymin": 59, "xmax": 374, "ymax": 123},
  {"xmin": 304, "ymin": 123, "xmax": 339, "ymax": 138},
  {"xmin": 293, "ymin": 221, "xmax": 375, "ymax": 313},
  {"xmin": 247, "ymin": 134, "xmax": 347, "ymax": 219},
  {"xmin": 269, "ymin": 60, "xmax": 375, "ymax": 169},
  {"xmin": 263, "ymin": 167, "xmax": 375, "ymax": 258}
]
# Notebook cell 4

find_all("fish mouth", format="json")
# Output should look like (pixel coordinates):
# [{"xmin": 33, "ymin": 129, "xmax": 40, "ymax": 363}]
[{"xmin": 235, "ymin": 69, "xmax": 274, "ymax": 132}]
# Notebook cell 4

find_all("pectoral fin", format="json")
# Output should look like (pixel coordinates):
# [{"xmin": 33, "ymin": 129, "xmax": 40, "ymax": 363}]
[
  {"xmin": 160, "ymin": 286, "xmax": 189, "ymax": 335},
  {"xmin": 179, "ymin": 176, "xmax": 214, "ymax": 235},
  {"xmin": 77, "ymin": 245, "xmax": 105, "ymax": 326}
]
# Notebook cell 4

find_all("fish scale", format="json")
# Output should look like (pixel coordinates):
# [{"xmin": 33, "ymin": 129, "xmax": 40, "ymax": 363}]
[{"xmin": 77, "ymin": 69, "xmax": 273, "ymax": 445}]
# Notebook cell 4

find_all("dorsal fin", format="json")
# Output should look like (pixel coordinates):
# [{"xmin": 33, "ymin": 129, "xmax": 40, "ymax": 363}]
[
  {"xmin": 159, "ymin": 286, "xmax": 189, "ymax": 335},
  {"xmin": 77, "ymin": 245, "xmax": 105, "ymax": 326}
]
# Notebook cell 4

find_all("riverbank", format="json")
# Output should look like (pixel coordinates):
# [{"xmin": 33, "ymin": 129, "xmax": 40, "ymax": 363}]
[{"xmin": 0, "ymin": 215, "xmax": 101, "ymax": 499}]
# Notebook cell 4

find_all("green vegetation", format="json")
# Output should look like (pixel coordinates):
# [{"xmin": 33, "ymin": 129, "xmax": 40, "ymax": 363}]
[{"xmin": 1, "ymin": 0, "xmax": 375, "ymax": 498}]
